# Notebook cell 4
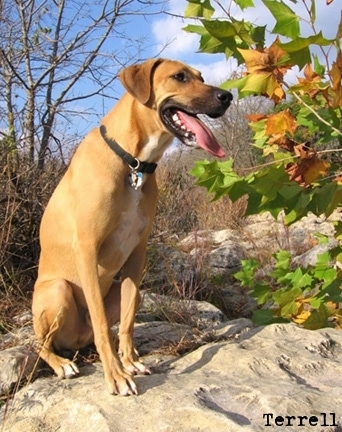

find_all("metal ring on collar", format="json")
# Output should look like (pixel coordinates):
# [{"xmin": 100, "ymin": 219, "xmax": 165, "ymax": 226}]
[{"xmin": 129, "ymin": 158, "xmax": 140, "ymax": 171}]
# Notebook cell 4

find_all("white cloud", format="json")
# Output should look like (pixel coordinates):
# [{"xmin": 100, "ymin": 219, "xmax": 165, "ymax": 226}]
[
  {"xmin": 152, "ymin": 15, "xmax": 198, "ymax": 58},
  {"xmin": 150, "ymin": 0, "xmax": 340, "ymax": 86},
  {"xmin": 190, "ymin": 58, "xmax": 238, "ymax": 85},
  {"xmin": 151, "ymin": 0, "xmax": 237, "ymax": 81}
]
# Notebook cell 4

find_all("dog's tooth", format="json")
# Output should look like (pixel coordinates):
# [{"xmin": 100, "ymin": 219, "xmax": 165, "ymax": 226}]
[{"xmin": 172, "ymin": 113, "xmax": 179, "ymax": 121}]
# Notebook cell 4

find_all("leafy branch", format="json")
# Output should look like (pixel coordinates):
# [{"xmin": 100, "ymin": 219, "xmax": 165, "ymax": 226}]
[{"xmin": 184, "ymin": 0, "xmax": 342, "ymax": 329}]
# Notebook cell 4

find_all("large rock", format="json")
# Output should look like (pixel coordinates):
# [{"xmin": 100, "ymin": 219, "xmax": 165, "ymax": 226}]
[{"xmin": 2, "ymin": 322, "xmax": 341, "ymax": 432}]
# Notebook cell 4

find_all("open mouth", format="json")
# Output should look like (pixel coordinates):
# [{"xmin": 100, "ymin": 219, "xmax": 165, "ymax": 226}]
[{"xmin": 160, "ymin": 104, "xmax": 225, "ymax": 158}]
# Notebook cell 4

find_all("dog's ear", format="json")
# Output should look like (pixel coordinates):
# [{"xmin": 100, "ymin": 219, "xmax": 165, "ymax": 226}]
[{"xmin": 119, "ymin": 59, "xmax": 163, "ymax": 105}]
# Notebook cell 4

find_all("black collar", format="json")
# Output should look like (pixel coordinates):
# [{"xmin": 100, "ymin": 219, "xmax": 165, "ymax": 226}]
[{"xmin": 99, "ymin": 125, "xmax": 157, "ymax": 174}]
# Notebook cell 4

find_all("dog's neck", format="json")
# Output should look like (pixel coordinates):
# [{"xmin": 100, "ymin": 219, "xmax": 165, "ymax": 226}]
[
  {"xmin": 102, "ymin": 93, "xmax": 173, "ymax": 164},
  {"xmin": 137, "ymin": 133, "xmax": 173, "ymax": 162}
]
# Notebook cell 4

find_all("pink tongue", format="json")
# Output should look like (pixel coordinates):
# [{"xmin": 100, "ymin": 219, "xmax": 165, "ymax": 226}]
[{"xmin": 177, "ymin": 111, "xmax": 225, "ymax": 158}]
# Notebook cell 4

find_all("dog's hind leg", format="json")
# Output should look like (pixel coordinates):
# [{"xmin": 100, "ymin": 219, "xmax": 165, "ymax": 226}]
[{"xmin": 32, "ymin": 279, "xmax": 93, "ymax": 378}]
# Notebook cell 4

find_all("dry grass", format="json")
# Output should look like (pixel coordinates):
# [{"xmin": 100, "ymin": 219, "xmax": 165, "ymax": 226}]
[
  {"xmin": 153, "ymin": 157, "xmax": 247, "ymax": 239},
  {"xmin": 0, "ymin": 147, "xmax": 246, "ymax": 331},
  {"xmin": 0, "ymin": 153, "xmax": 66, "ymax": 331}
]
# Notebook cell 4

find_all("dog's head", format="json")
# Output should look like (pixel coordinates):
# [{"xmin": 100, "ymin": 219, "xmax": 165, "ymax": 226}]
[{"xmin": 119, "ymin": 59, "xmax": 232, "ymax": 158}]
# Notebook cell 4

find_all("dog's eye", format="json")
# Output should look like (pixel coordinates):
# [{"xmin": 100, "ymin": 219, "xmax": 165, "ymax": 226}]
[{"xmin": 172, "ymin": 72, "xmax": 187, "ymax": 82}]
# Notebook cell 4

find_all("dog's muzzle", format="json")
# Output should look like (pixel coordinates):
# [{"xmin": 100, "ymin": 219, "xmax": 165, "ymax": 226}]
[{"xmin": 160, "ymin": 88, "xmax": 232, "ymax": 158}]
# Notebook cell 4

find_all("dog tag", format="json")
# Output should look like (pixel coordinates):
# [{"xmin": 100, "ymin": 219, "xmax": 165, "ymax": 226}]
[{"xmin": 129, "ymin": 171, "xmax": 143, "ymax": 190}]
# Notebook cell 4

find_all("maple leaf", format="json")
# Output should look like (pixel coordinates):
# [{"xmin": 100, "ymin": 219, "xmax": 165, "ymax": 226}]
[
  {"xmin": 238, "ymin": 38, "xmax": 292, "ymax": 103},
  {"xmin": 292, "ymin": 308, "xmax": 311, "ymax": 325},
  {"xmin": 293, "ymin": 143, "xmax": 316, "ymax": 159},
  {"xmin": 303, "ymin": 158, "xmax": 330, "ymax": 184},
  {"xmin": 265, "ymin": 110, "xmax": 297, "ymax": 136},
  {"xmin": 329, "ymin": 52, "xmax": 342, "ymax": 108},
  {"xmin": 286, "ymin": 143, "xmax": 330, "ymax": 186},
  {"xmin": 297, "ymin": 63, "xmax": 322, "ymax": 99},
  {"xmin": 245, "ymin": 113, "xmax": 267, "ymax": 122},
  {"xmin": 268, "ymin": 134, "xmax": 296, "ymax": 152}
]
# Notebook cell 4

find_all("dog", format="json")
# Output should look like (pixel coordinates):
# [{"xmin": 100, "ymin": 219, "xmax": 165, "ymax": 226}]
[{"xmin": 32, "ymin": 58, "xmax": 232, "ymax": 395}]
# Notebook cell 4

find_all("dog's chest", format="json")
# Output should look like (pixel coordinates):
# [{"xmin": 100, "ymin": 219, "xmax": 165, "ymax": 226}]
[
  {"xmin": 98, "ymin": 189, "xmax": 148, "ymax": 274},
  {"xmin": 115, "ymin": 195, "xmax": 146, "ymax": 251}
]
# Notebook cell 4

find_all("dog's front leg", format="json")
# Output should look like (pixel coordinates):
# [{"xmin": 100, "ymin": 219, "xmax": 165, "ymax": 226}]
[
  {"xmin": 74, "ymin": 242, "xmax": 137, "ymax": 395},
  {"xmin": 119, "ymin": 243, "xmax": 151, "ymax": 375}
]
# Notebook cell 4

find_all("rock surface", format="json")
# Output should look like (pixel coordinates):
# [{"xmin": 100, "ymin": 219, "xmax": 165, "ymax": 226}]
[
  {"xmin": 1, "ymin": 322, "xmax": 342, "ymax": 432},
  {"xmin": 1, "ymin": 211, "xmax": 341, "ymax": 431}
]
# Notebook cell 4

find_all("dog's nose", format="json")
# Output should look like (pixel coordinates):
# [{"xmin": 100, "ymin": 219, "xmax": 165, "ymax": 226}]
[{"xmin": 216, "ymin": 89, "xmax": 233, "ymax": 105}]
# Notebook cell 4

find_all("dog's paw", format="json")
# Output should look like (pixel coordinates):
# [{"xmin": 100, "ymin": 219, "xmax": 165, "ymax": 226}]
[
  {"xmin": 123, "ymin": 359, "xmax": 151, "ymax": 376},
  {"xmin": 106, "ymin": 371, "xmax": 138, "ymax": 396},
  {"xmin": 56, "ymin": 361, "xmax": 79, "ymax": 379}
]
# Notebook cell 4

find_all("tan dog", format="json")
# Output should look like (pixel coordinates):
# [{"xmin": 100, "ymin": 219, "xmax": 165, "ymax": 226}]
[{"xmin": 32, "ymin": 58, "xmax": 232, "ymax": 395}]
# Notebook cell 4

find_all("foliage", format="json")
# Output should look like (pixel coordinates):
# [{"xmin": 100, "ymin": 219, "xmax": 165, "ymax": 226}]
[
  {"xmin": 235, "ymin": 244, "xmax": 342, "ymax": 329},
  {"xmin": 185, "ymin": 0, "xmax": 342, "ymax": 328}
]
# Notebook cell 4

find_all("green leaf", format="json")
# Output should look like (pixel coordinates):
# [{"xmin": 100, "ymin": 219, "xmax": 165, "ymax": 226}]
[
  {"xmin": 314, "ymin": 232, "xmax": 329, "ymax": 245},
  {"xmin": 320, "ymin": 278, "xmax": 342, "ymax": 303},
  {"xmin": 285, "ymin": 268, "xmax": 314, "ymax": 289},
  {"xmin": 234, "ymin": 0, "xmax": 254, "ymax": 9},
  {"xmin": 308, "ymin": 182, "xmax": 342, "ymax": 218},
  {"xmin": 183, "ymin": 24, "xmax": 208, "ymax": 36},
  {"xmin": 252, "ymin": 309, "xmax": 288, "ymax": 325},
  {"xmin": 274, "ymin": 249, "xmax": 291, "ymax": 270},
  {"xmin": 280, "ymin": 32, "xmax": 334, "ymax": 52},
  {"xmin": 202, "ymin": 19, "xmax": 237, "ymax": 38},
  {"xmin": 312, "ymin": 55, "xmax": 325, "ymax": 76},
  {"xmin": 234, "ymin": 258, "xmax": 259, "ymax": 288},
  {"xmin": 302, "ymin": 305, "xmax": 333, "ymax": 330},
  {"xmin": 185, "ymin": 0, "xmax": 215, "ymax": 18},
  {"xmin": 272, "ymin": 286, "xmax": 302, "ymax": 318},
  {"xmin": 262, "ymin": 0, "xmax": 299, "ymax": 39},
  {"xmin": 279, "ymin": 32, "xmax": 334, "ymax": 69},
  {"xmin": 250, "ymin": 283, "xmax": 271, "ymax": 305}
]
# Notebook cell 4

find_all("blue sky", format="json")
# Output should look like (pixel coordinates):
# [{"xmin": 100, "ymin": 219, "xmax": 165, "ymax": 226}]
[{"xmin": 72, "ymin": 0, "xmax": 341, "ymax": 137}]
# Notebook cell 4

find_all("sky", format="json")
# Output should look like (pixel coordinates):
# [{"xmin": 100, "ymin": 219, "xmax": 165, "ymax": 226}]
[
  {"xmin": 37, "ymin": 0, "xmax": 342, "ymax": 141},
  {"xmin": 100, "ymin": 0, "xmax": 341, "ymax": 105},
  {"xmin": 148, "ymin": 0, "xmax": 341, "ymax": 82}
]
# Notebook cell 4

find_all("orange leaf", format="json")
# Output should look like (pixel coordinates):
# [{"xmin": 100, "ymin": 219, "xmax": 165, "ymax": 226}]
[
  {"xmin": 329, "ymin": 52, "xmax": 342, "ymax": 108},
  {"xmin": 265, "ymin": 110, "xmax": 297, "ymax": 136},
  {"xmin": 245, "ymin": 113, "xmax": 267, "ymax": 122},
  {"xmin": 296, "ymin": 64, "xmax": 323, "ymax": 99},
  {"xmin": 268, "ymin": 135, "xmax": 296, "ymax": 152},
  {"xmin": 292, "ymin": 309, "xmax": 311, "ymax": 325},
  {"xmin": 303, "ymin": 63, "xmax": 320, "ymax": 82},
  {"xmin": 239, "ymin": 49, "xmax": 270, "ymax": 74},
  {"xmin": 293, "ymin": 143, "xmax": 316, "ymax": 159},
  {"xmin": 286, "ymin": 156, "xmax": 330, "ymax": 186},
  {"xmin": 303, "ymin": 158, "xmax": 330, "ymax": 184},
  {"xmin": 238, "ymin": 39, "xmax": 292, "ymax": 103}
]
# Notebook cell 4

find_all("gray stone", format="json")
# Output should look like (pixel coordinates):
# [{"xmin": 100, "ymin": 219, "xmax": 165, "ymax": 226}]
[
  {"xmin": 0, "ymin": 345, "xmax": 38, "ymax": 396},
  {"xmin": 138, "ymin": 292, "xmax": 226, "ymax": 328},
  {"xmin": 1, "ymin": 323, "xmax": 342, "ymax": 432},
  {"xmin": 293, "ymin": 242, "xmax": 337, "ymax": 267}
]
